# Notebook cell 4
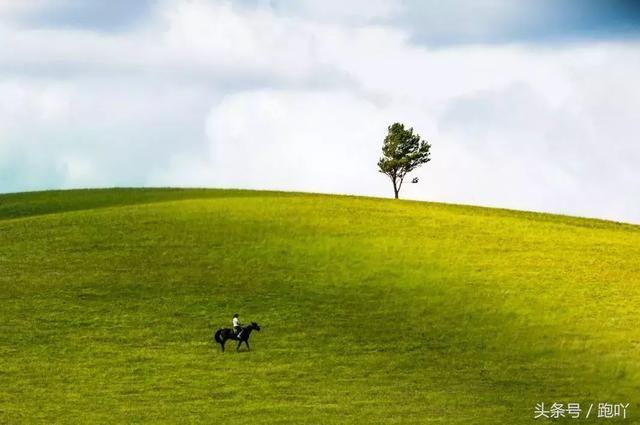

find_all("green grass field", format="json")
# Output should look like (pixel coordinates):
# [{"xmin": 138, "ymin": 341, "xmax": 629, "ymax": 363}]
[{"xmin": 1, "ymin": 188, "xmax": 639, "ymax": 423}]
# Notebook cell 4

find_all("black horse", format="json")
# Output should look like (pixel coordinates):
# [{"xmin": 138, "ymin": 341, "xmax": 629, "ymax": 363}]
[{"xmin": 214, "ymin": 322, "xmax": 261, "ymax": 352}]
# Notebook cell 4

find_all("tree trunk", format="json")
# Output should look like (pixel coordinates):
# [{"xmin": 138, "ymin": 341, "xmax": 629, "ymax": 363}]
[{"xmin": 392, "ymin": 179, "xmax": 399, "ymax": 199}]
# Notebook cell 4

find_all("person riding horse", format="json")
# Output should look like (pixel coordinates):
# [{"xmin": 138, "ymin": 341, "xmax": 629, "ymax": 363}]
[{"xmin": 214, "ymin": 321, "xmax": 261, "ymax": 352}]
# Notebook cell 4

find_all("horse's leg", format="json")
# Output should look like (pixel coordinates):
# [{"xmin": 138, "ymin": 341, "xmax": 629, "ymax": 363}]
[
  {"xmin": 237, "ymin": 339, "xmax": 243, "ymax": 351},
  {"xmin": 245, "ymin": 340, "xmax": 250, "ymax": 351},
  {"xmin": 220, "ymin": 339, "xmax": 225, "ymax": 352}
]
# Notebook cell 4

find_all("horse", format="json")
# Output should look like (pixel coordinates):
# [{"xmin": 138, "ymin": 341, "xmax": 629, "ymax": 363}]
[{"xmin": 214, "ymin": 322, "xmax": 261, "ymax": 352}]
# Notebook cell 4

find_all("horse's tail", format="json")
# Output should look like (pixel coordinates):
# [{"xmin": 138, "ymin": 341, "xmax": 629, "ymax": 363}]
[{"xmin": 214, "ymin": 328, "xmax": 223, "ymax": 344}]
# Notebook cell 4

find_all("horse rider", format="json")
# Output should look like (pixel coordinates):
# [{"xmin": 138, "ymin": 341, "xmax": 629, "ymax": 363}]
[{"xmin": 233, "ymin": 313, "xmax": 243, "ymax": 338}]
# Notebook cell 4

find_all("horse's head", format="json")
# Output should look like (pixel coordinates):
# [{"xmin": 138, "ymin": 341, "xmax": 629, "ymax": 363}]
[{"xmin": 250, "ymin": 322, "xmax": 260, "ymax": 331}]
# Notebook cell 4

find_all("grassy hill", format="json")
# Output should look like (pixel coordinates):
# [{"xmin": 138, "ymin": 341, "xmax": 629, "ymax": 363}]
[{"xmin": 1, "ymin": 188, "xmax": 639, "ymax": 424}]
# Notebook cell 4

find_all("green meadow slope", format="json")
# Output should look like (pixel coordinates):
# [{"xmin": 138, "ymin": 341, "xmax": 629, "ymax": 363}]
[{"xmin": 1, "ymin": 188, "xmax": 639, "ymax": 424}]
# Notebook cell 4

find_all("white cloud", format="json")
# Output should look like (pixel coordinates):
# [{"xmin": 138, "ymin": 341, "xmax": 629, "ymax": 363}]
[
  {"xmin": 158, "ymin": 0, "xmax": 322, "ymax": 83},
  {"xmin": 0, "ymin": 0, "xmax": 53, "ymax": 17},
  {"xmin": 267, "ymin": 0, "xmax": 403, "ymax": 24},
  {"xmin": 156, "ymin": 89, "xmax": 390, "ymax": 193}
]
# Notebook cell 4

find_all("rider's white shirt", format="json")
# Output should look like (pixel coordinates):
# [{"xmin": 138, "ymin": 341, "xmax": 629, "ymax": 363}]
[{"xmin": 233, "ymin": 317, "xmax": 240, "ymax": 327}]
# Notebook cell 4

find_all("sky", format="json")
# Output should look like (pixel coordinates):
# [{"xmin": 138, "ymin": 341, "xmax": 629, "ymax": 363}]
[{"xmin": 1, "ymin": 0, "xmax": 639, "ymax": 223}]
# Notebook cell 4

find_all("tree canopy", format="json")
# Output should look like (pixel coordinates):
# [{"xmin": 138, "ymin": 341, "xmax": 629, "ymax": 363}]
[{"xmin": 377, "ymin": 123, "xmax": 431, "ymax": 199}]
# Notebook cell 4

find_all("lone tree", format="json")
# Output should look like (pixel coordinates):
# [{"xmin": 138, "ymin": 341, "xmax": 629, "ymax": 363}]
[{"xmin": 377, "ymin": 122, "xmax": 431, "ymax": 199}]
